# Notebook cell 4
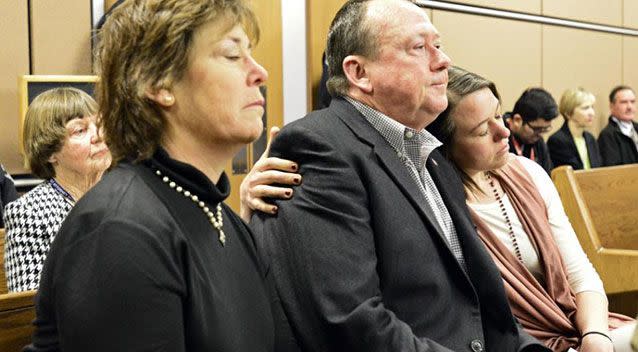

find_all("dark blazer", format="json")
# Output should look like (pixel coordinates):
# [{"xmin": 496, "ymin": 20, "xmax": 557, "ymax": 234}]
[
  {"xmin": 507, "ymin": 135, "xmax": 553, "ymax": 175},
  {"xmin": 547, "ymin": 121, "xmax": 601, "ymax": 170},
  {"xmin": 251, "ymin": 98, "xmax": 546, "ymax": 352},
  {"xmin": 0, "ymin": 163, "xmax": 18, "ymax": 228},
  {"xmin": 598, "ymin": 116, "xmax": 638, "ymax": 166}
]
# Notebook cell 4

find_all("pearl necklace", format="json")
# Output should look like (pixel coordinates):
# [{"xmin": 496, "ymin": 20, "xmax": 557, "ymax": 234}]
[
  {"xmin": 485, "ymin": 172, "xmax": 523, "ymax": 262},
  {"xmin": 155, "ymin": 169, "xmax": 226, "ymax": 246}
]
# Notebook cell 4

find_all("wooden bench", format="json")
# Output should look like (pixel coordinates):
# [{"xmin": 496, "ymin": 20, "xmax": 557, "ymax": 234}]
[
  {"xmin": 0, "ymin": 228, "xmax": 36, "ymax": 351},
  {"xmin": 0, "ymin": 290, "xmax": 36, "ymax": 351},
  {"xmin": 552, "ymin": 164, "xmax": 638, "ymax": 316}
]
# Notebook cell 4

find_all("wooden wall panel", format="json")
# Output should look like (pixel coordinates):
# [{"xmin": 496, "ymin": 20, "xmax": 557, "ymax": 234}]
[
  {"xmin": 307, "ymin": 0, "xmax": 346, "ymax": 110},
  {"xmin": 543, "ymin": 0, "xmax": 622, "ymax": 27},
  {"xmin": 624, "ymin": 0, "xmax": 638, "ymax": 28},
  {"xmin": 224, "ymin": 0, "xmax": 284, "ymax": 213},
  {"xmin": 542, "ymin": 26, "xmax": 622, "ymax": 136},
  {"xmin": 623, "ymin": 36, "xmax": 638, "ymax": 101},
  {"xmin": 432, "ymin": 10, "xmax": 542, "ymax": 115},
  {"xmin": 448, "ymin": 0, "xmax": 540, "ymax": 14},
  {"xmin": 30, "ymin": 0, "xmax": 92, "ymax": 75},
  {"xmin": 0, "ymin": 2, "xmax": 30, "ymax": 174}
]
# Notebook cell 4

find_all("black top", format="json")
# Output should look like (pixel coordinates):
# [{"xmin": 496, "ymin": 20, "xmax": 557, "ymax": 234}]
[
  {"xmin": 508, "ymin": 134, "xmax": 553, "ymax": 174},
  {"xmin": 597, "ymin": 116, "xmax": 638, "ymax": 166},
  {"xmin": 547, "ymin": 121, "xmax": 601, "ymax": 170},
  {"xmin": 26, "ymin": 149, "xmax": 274, "ymax": 352},
  {"xmin": 0, "ymin": 164, "xmax": 18, "ymax": 228}
]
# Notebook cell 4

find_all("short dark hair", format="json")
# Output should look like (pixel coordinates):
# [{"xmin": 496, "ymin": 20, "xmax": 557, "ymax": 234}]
[
  {"xmin": 325, "ymin": 0, "xmax": 377, "ymax": 97},
  {"xmin": 609, "ymin": 85, "xmax": 634, "ymax": 103},
  {"xmin": 512, "ymin": 88, "xmax": 558, "ymax": 123}
]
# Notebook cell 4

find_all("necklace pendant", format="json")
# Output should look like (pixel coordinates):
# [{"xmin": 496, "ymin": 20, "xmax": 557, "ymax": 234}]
[
  {"xmin": 218, "ymin": 229, "xmax": 226, "ymax": 246},
  {"xmin": 155, "ymin": 168, "xmax": 227, "ymax": 247}
]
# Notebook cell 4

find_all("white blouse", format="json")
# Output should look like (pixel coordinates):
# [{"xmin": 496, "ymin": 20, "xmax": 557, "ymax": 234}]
[{"xmin": 468, "ymin": 155, "xmax": 605, "ymax": 295}]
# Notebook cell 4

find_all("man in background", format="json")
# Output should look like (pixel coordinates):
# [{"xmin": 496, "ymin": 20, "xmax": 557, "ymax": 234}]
[
  {"xmin": 504, "ymin": 88, "xmax": 559, "ymax": 174},
  {"xmin": 598, "ymin": 85, "xmax": 638, "ymax": 166},
  {"xmin": 0, "ymin": 163, "xmax": 18, "ymax": 228}
]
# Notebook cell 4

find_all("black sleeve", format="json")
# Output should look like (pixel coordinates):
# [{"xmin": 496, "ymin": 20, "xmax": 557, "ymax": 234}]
[
  {"xmin": 253, "ymin": 124, "xmax": 454, "ymax": 352},
  {"xmin": 537, "ymin": 140, "xmax": 553, "ymax": 174},
  {"xmin": 35, "ymin": 219, "xmax": 187, "ymax": 352},
  {"xmin": 0, "ymin": 165, "xmax": 18, "ymax": 227},
  {"xmin": 598, "ymin": 130, "xmax": 622, "ymax": 166},
  {"xmin": 547, "ymin": 134, "xmax": 572, "ymax": 169}
]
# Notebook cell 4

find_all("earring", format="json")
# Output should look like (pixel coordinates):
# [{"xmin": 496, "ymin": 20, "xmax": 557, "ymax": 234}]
[{"xmin": 163, "ymin": 94, "xmax": 174, "ymax": 105}]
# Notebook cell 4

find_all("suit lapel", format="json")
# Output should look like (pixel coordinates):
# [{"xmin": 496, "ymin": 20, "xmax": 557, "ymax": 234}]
[
  {"xmin": 427, "ymin": 152, "xmax": 505, "ymax": 297},
  {"xmin": 330, "ymin": 99, "xmax": 447, "ymax": 246}
]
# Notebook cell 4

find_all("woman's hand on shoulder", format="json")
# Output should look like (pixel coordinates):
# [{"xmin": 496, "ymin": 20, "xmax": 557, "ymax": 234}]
[{"xmin": 240, "ymin": 126, "xmax": 301, "ymax": 222}]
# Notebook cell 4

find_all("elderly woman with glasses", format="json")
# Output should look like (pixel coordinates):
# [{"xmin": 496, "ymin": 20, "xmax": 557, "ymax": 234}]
[
  {"xmin": 26, "ymin": 1, "xmax": 274, "ymax": 351},
  {"xmin": 3, "ymin": 87, "xmax": 110, "ymax": 293}
]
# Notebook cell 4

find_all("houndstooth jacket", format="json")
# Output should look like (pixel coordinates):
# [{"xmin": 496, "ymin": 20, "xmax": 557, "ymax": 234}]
[{"xmin": 3, "ymin": 181, "xmax": 73, "ymax": 292}]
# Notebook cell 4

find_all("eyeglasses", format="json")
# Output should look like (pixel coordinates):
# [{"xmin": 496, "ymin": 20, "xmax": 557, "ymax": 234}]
[{"xmin": 524, "ymin": 122, "xmax": 552, "ymax": 134}]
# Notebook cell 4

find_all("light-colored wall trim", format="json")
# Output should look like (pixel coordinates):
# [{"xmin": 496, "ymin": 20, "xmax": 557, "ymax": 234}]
[
  {"xmin": 281, "ymin": 0, "xmax": 308, "ymax": 124},
  {"xmin": 92, "ymin": 0, "xmax": 104, "ymax": 27},
  {"xmin": 418, "ymin": 0, "xmax": 638, "ymax": 36}
]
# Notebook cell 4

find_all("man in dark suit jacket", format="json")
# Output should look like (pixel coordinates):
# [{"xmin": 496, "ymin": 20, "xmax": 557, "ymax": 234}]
[
  {"xmin": 598, "ymin": 86, "xmax": 638, "ymax": 166},
  {"xmin": 251, "ymin": 1, "xmax": 548, "ymax": 351},
  {"xmin": 504, "ymin": 88, "xmax": 559, "ymax": 174},
  {"xmin": 0, "ymin": 163, "xmax": 18, "ymax": 227}
]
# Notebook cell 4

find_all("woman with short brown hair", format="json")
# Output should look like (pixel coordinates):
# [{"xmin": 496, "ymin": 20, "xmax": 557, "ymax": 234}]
[
  {"xmin": 4, "ymin": 87, "xmax": 110, "ymax": 292},
  {"xmin": 26, "ymin": 1, "xmax": 273, "ymax": 350}
]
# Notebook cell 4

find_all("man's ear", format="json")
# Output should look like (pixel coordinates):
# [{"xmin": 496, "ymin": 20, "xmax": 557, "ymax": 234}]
[
  {"xmin": 510, "ymin": 114, "xmax": 524, "ymax": 129},
  {"xmin": 145, "ymin": 88, "xmax": 175, "ymax": 107},
  {"xmin": 342, "ymin": 55, "xmax": 373, "ymax": 94}
]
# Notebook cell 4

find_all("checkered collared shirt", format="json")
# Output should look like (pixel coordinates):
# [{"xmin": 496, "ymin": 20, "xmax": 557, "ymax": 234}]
[{"xmin": 345, "ymin": 97, "xmax": 466, "ymax": 269}]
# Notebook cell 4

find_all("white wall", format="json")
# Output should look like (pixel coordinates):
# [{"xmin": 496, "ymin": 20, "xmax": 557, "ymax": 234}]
[{"xmin": 281, "ymin": 0, "xmax": 308, "ymax": 124}]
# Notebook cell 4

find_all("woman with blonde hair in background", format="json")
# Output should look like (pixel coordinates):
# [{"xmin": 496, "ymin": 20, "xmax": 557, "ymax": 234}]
[
  {"xmin": 3, "ymin": 87, "xmax": 110, "ymax": 293},
  {"xmin": 547, "ymin": 88, "xmax": 602, "ymax": 170},
  {"xmin": 26, "ymin": 0, "xmax": 274, "ymax": 350}
]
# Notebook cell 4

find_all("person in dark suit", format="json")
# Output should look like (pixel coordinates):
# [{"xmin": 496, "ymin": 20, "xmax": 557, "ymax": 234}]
[
  {"xmin": 547, "ymin": 88, "xmax": 602, "ymax": 170},
  {"xmin": 598, "ymin": 85, "xmax": 638, "ymax": 166},
  {"xmin": 249, "ymin": 1, "xmax": 548, "ymax": 351},
  {"xmin": 503, "ymin": 88, "xmax": 559, "ymax": 174},
  {"xmin": 0, "ymin": 163, "xmax": 18, "ymax": 228}
]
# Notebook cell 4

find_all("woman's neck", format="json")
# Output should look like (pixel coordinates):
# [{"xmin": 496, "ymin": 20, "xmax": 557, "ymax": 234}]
[
  {"xmin": 53, "ymin": 169, "xmax": 103, "ymax": 201},
  {"xmin": 567, "ymin": 119, "xmax": 585, "ymax": 138},
  {"xmin": 161, "ymin": 135, "xmax": 240, "ymax": 184},
  {"xmin": 465, "ymin": 169, "xmax": 495, "ymax": 204}
]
